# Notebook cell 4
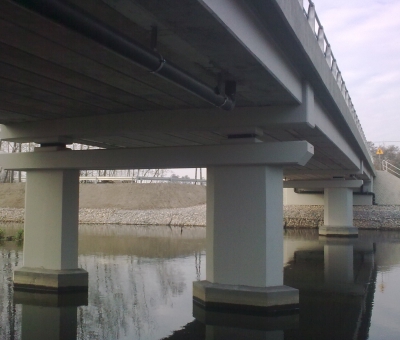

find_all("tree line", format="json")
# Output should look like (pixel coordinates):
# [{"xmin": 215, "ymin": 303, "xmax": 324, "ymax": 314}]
[{"xmin": 368, "ymin": 142, "xmax": 400, "ymax": 171}]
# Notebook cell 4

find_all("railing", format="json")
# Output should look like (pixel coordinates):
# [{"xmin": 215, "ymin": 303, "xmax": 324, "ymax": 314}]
[
  {"xmin": 382, "ymin": 160, "xmax": 400, "ymax": 178},
  {"xmin": 299, "ymin": 0, "xmax": 373, "ymax": 162},
  {"xmin": 79, "ymin": 176, "xmax": 206, "ymax": 185}
]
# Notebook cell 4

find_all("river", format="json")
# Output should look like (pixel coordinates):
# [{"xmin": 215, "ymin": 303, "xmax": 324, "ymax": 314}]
[{"xmin": 1, "ymin": 224, "xmax": 400, "ymax": 339}]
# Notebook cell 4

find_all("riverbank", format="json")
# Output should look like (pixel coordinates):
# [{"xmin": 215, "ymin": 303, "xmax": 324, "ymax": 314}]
[
  {"xmin": 284, "ymin": 205, "xmax": 400, "ymax": 230},
  {"xmin": 1, "ymin": 205, "xmax": 400, "ymax": 230},
  {"xmin": 1, "ymin": 183, "xmax": 399, "ymax": 229}
]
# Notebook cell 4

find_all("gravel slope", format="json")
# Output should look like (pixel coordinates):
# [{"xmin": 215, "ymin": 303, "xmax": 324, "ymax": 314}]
[
  {"xmin": 0, "ymin": 183, "xmax": 206, "ymax": 209},
  {"xmin": 284, "ymin": 205, "xmax": 400, "ymax": 230},
  {"xmin": 1, "ymin": 183, "xmax": 399, "ymax": 229},
  {"xmin": 2, "ymin": 204, "xmax": 400, "ymax": 229}
]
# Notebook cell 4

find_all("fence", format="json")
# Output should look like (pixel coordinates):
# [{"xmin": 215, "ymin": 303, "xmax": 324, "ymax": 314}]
[
  {"xmin": 79, "ymin": 176, "xmax": 206, "ymax": 185},
  {"xmin": 382, "ymin": 160, "xmax": 400, "ymax": 178}
]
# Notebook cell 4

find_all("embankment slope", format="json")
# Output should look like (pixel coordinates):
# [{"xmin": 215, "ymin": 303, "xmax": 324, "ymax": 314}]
[
  {"xmin": 0, "ymin": 183, "xmax": 206, "ymax": 210},
  {"xmin": 374, "ymin": 171, "xmax": 400, "ymax": 205}
]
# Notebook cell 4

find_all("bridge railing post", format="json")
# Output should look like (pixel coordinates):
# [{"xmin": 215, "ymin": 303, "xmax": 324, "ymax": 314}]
[
  {"xmin": 325, "ymin": 44, "xmax": 332, "ymax": 67},
  {"xmin": 303, "ymin": 0, "xmax": 372, "ymax": 163},
  {"xmin": 307, "ymin": 2, "xmax": 316, "ymax": 32},
  {"xmin": 317, "ymin": 26, "xmax": 325, "ymax": 51}
]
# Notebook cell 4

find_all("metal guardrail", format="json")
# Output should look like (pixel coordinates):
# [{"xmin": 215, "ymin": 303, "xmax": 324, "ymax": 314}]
[
  {"xmin": 79, "ymin": 176, "xmax": 207, "ymax": 184},
  {"xmin": 299, "ymin": 0, "xmax": 373, "ymax": 162},
  {"xmin": 382, "ymin": 160, "xmax": 400, "ymax": 178}
]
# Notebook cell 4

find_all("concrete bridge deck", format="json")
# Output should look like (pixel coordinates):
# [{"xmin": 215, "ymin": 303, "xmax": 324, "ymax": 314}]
[
  {"xmin": 0, "ymin": 0, "xmax": 374, "ymax": 180},
  {"xmin": 0, "ymin": 0, "xmax": 378, "ymax": 313}
]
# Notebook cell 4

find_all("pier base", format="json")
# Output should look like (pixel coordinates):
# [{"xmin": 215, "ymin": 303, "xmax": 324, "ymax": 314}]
[
  {"xmin": 193, "ymin": 281, "xmax": 299, "ymax": 313},
  {"xmin": 14, "ymin": 268, "xmax": 88, "ymax": 293}
]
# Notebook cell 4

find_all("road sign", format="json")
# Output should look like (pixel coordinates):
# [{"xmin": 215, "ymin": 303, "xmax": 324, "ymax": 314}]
[{"xmin": 376, "ymin": 148, "xmax": 384, "ymax": 155}]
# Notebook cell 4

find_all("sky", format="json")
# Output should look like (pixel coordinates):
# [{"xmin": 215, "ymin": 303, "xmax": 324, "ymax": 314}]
[
  {"xmin": 175, "ymin": 0, "xmax": 400, "ymax": 177},
  {"xmin": 313, "ymin": 0, "xmax": 400, "ymax": 147}
]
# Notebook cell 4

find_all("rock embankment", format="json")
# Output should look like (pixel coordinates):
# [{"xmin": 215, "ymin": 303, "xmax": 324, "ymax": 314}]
[
  {"xmin": 1, "ymin": 182, "xmax": 400, "ymax": 229},
  {"xmin": 79, "ymin": 205, "xmax": 206, "ymax": 226},
  {"xmin": 284, "ymin": 205, "xmax": 400, "ymax": 230},
  {"xmin": 0, "ymin": 205, "xmax": 206, "ymax": 226},
  {"xmin": 2, "ymin": 204, "xmax": 400, "ymax": 229}
]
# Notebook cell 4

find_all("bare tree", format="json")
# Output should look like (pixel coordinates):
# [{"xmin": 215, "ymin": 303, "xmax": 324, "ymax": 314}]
[{"xmin": 368, "ymin": 142, "xmax": 400, "ymax": 170}]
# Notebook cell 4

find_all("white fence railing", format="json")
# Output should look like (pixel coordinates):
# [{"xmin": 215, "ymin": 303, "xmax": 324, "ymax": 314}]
[
  {"xmin": 299, "ymin": 0, "xmax": 373, "ymax": 162},
  {"xmin": 382, "ymin": 160, "xmax": 400, "ymax": 178},
  {"xmin": 79, "ymin": 176, "xmax": 206, "ymax": 185}
]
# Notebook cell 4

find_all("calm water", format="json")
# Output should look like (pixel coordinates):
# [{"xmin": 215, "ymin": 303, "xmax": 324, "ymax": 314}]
[{"xmin": 1, "ymin": 224, "xmax": 400, "ymax": 339}]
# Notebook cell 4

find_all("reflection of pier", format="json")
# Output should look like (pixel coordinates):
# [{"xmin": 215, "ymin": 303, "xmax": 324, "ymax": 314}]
[
  {"xmin": 193, "ymin": 305, "xmax": 298, "ymax": 340},
  {"xmin": 164, "ymin": 304, "xmax": 298, "ymax": 340},
  {"xmin": 284, "ymin": 236, "xmax": 377, "ymax": 339},
  {"xmin": 14, "ymin": 291, "xmax": 87, "ymax": 340}
]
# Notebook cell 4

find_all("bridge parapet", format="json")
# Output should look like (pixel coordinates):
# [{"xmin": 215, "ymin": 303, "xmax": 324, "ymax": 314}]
[{"xmin": 299, "ymin": 0, "xmax": 372, "ymax": 162}]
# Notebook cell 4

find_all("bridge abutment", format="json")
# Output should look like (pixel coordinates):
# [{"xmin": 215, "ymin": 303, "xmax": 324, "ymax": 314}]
[
  {"xmin": 193, "ymin": 165, "xmax": 299, "ymax": 313},
  {"xmin": 14, "ymin": 168, "xmax": 88, "ymax": 292}
]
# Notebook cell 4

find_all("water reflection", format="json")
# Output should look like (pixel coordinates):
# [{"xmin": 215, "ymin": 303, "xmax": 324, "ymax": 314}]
[
  {"xmin": 77, "ymin": 225, "xmax": 206, "ymax": 339},
  {"xmin": 0, "ymin": 242, "xmax": 22, "ymax": 339},
  {"xmin": 284, "ymin": 230, "xmax": 376, "ymax": 339},
  {"xmin": 193, "ymin": 304, "xmax": 298, "ymax": 340},
  {"xmin": 2, "ymin": 225, "xmax": 400, "ymax": 339},
  {"xmin": 14, "ymin": 291, "xmax": 87, "ymax": 340}
]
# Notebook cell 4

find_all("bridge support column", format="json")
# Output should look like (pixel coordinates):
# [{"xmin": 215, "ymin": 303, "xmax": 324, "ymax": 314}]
[
  {"xmin": 319, "ymin": 187, "xmax": 358, "ymax": 237},
  {"xmin": 13, "ymin": 169, "xmax": 88, "ymax": 292},
  {"xmin": 193, "ymin": 165, "xmax": 298, "ymax": 313},
  {"xmin": 283, "ymin": 179, "xmax": 362, "ymax": 237}
]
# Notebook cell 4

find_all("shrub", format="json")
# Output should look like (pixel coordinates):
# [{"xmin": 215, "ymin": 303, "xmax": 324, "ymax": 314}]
[
  {"xmin": 0, "ymin": 229, "xmax": 4, "ymax": 240},
  {"xmin": 15, "ymin": 229, "xmax": 24, "ymax": 241}
]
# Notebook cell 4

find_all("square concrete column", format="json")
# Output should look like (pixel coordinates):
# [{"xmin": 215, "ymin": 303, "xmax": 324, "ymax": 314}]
[
  {"xmin": 319, "ymin": 187, "xmax": 358, "ymax": 236},
  {"xmin": 193, "ymin": 165, "xmax": 298, "ymax": 313},
  {"xmin": 13, "ymin": 169, "xmax": 88, "ymax": 292}
]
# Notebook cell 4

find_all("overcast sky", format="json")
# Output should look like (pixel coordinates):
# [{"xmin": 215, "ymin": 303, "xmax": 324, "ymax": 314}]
[{"xmin": 313, "ymin": 0, "xmax": 400, "ymax": 147}]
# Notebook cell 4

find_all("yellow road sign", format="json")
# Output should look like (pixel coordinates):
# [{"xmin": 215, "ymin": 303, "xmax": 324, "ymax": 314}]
[{"xmin": 376, "ymin": 148, "xmax": 384, "ymax": 155}]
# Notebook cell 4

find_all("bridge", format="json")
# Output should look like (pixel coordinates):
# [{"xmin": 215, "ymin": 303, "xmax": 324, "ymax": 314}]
[{"xmin": 0, "ymin": 0, "xmax": 376, "ymax": 313}]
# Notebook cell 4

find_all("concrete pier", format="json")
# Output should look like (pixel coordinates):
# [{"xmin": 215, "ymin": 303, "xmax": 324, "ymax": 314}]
[
  {"xmin": 2, "ymin": 142, "xmax": 312, "ymax": 299},
  {"xmin": 284, "ymin": 180, "xmax": 363, "ymax": 237},
  {"xmin": 14, "ymin": 167, "xmax": 88, "ymax": 292},
  {"xmin": 194, "ymin": 165, "xmax": 299, "ymax": 313},
  {"xmin": 320, "ymin": 187, "xmax": 358, "ymax": 236}
]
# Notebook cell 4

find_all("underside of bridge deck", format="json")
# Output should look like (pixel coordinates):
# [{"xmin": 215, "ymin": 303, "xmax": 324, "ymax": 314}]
[
  {"xmin": 0, "ymin": 0, "xmax": 374, "ymax": 181},
  {"xmin": 0, "ymin": 0, "xmax": 376, "ymax": 310}
]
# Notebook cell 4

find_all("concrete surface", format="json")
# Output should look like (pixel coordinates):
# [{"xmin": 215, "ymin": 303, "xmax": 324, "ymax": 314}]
[
  {"xmin": 374, "ymin": 171, "xmax": 400, "ymax": 205},
  {"xmin": 193, "ymin": 280, "xmax": 299, "ymax": 312},
  {"xmin": 13, "ymin": 267, "xmax": 88, "ymax": 292}
]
